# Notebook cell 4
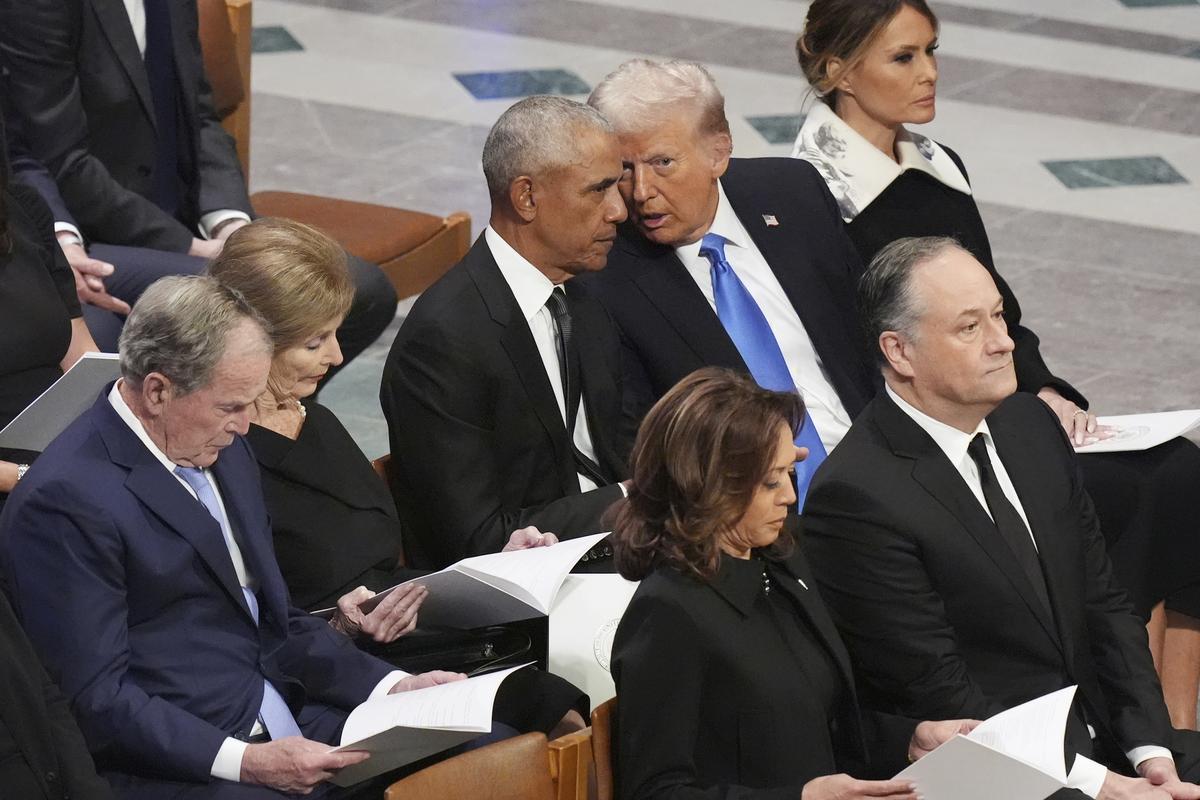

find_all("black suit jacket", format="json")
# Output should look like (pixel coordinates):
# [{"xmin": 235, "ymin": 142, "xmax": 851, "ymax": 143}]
[
  {"xmin": 0, "ymin": 593, "xmax": 114, "ymax": 800},
  {"xmin": 381, "ymin": 235, "xmax": 627, "ymax": 569},
  {"xmin": 584, "ymin": 157, "xmax": 877, "ymax": 449},
  {"xmin": 612, "ymin": 549, "xmax": 916, "ymax": 800},
  {"xmin": 0, "ymin": 0, "xmax": 251, "ymax": 251},
  {"xmin": 803, "ymin": 392, "xmax": 1173, "ymax": 762}
]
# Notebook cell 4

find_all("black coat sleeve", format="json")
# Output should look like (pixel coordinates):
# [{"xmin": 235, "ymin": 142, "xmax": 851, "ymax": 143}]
[
  {"xmin": 381, "ymin": 320, "xmax": 623, "ymax": 566},
  {"xmin": 0, "ymin": 0, "xmax": 195, "ymax": 251}
]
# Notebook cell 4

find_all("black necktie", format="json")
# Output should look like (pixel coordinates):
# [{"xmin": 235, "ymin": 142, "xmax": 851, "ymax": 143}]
[
  {"xmin": 545, "ymin": 287, "xmax": 606, "ymax": 487},
  {"xmin": 966, "ymin": 434, "xmax": 1052, "ymax": 614}
]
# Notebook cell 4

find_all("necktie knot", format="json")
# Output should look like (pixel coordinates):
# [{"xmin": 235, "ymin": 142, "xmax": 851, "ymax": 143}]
[
  {"xmin": 699, "ymin": 232, "xmax": 728, "ymax": 267},
  {"xmin": 174, "ymin": 465, "xmax": 208, "ymax": 494},
  {"xmin": 967, "ymin": 433, "xmax": 992, "ymax": 475}
]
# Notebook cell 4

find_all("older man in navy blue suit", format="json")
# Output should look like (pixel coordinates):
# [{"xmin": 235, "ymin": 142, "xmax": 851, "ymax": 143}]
[{"xmin": 0, "ymin": 276, "xmax": 458, "ymax": 799}]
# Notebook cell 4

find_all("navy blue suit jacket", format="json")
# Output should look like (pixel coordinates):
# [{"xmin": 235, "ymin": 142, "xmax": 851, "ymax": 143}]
[{"xmin": 0, "ymin": 392, "xmax": 392, "ymax": 783}]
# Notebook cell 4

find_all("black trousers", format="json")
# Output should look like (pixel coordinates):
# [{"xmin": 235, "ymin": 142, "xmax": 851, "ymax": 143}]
[{"xmin": 80, "ymin": 243, "xmax": 397, "ymax": 385}]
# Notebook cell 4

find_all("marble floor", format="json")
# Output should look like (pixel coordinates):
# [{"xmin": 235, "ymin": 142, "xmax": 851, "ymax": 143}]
[{"xmin": 242, "ymin": 0, "xmax": 1200, "ymax": 458}]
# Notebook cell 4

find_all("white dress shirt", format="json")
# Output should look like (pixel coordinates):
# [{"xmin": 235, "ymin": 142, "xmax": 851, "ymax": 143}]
[
  {"xmin": 886, "ymin": 384, "xmax": 1172, "ymax": 796},
  {"xmin": 675, "ymin": 181, "xmax": 852, "ymax": 453},
  {"xmin": 108, "ymin": 383, "xmax": 404, "ymax": 782},
  {"xmin": 55, "ymin": 0, "xmax": 249, "ymax": 243},
  {"xmin": 485, "ymin": 226, "xmax": 602, "ymax": 493}
]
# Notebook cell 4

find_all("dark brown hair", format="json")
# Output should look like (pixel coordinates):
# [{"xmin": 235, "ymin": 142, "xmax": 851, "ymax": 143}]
[
  {"xmin": 613, "ymin": 368, "xmax": 805, "ymax": 582},
  {"xmin": 797, "ymin": 0, "xmax": 939, "ymax": 106}
]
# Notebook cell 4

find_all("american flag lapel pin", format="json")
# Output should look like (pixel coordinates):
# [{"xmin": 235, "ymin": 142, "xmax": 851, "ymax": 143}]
[{"xmin": 763, "ymin": 214, "xmax": 779, "ymax": 227}]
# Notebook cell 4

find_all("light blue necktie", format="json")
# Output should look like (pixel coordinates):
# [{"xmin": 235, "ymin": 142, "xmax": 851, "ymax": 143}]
[
  {"xmin": 700, "ymin": 232, "xmax": 828, "ymax": 506},
  {"xmin": 174, "ymin": 466, "xmax": 303, "ymax": 740}
]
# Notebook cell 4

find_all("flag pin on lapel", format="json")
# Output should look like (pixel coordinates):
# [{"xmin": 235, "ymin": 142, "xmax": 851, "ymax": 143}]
[{"xmin": 763, "ymin": 214, "xmax": 779, "ymax": 227}]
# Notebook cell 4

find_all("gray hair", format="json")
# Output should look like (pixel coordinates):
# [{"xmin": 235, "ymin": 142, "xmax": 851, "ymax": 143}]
[
  {"xmin": 858, "ymin": 236, "xmax": 964, "ymax": 366},
  {"xmin": 119, "ymin": 275, "xmax": 273, "ymax": 395},
  {"xmin": 588, "ymin": 59, "xmax": 729, "ymax": 138},
  {"xmin": 481, "ymin": 95, "xmax": 614, "ymax": 198}
]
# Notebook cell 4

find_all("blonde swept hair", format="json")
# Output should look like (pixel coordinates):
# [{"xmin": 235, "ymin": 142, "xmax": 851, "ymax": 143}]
[{"xmin": 206, "ymin": 217, "xmax": 353, "ymax": 353}]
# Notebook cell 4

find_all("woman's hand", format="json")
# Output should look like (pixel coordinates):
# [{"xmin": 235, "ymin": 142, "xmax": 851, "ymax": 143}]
[
  {"xmin": 908, "ymin": 718, "xmax": 980, "ymax": 762},
  {"xmin": 328, "ymin": 582, "xmax": 427, "ymax": 643},
  {"xmin": 801, "ymin": 774, "xmax": 918, "ymax": 800},
  {"xmin": 1037, "ymin": 387, "xmax": 1114, "ymax": 447},
  {"xmin": 0, "ymin": 460, "xmax": 21, "ymax": 493}
]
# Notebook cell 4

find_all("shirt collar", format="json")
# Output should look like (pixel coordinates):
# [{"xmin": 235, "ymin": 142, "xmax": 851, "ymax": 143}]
[
  {"xmin": 485, "ymin": 225, "xmax": 557, "ymax": 323},
  {"xmin": 108, "ymin": 381, "xmax": 188, "ymax": 474},
  {"xmin": 673, "ymin": 180, "xmax": 751, "ymax": 261},
  {"xmin": 885, "ymin": 383, "xmax": 992, "ymax": 468},
  {"xmin": 792, "ymin": 101, "xmax": 972, "ymax": 223}
]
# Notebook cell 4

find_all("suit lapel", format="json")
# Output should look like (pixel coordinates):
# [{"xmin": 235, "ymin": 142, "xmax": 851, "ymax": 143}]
[
  {"xmin": 211, "ymin": 445, "xmax": 289, "ymax": 636},
  {"xmin": 617, "ymin": 230, "xmax": 746, "ymax": 371},
  {"xmin": 989, "ymin": 416, "xmax": 1079, "ymax": 671},
  {"xmin": 90, "ymin": 0, "xmax": 156, "ymax": 126},
  {"xmin": 721, "ymin": 161, "xmax": 873, "ymax": 417},
  {"xmin": 466, "ymin": 238, "xmax": 576, "ymax": 494},
  {"xmin": 775, "ymin": 552, "xmax": 856, "ymax": 688},
  {"xmin": 875, "ymin": 397, "xmax": 1064, "ymax": 653},
  {"xmin": 567, "ymin": 285, "xmax": 620, "ymax": 482}
]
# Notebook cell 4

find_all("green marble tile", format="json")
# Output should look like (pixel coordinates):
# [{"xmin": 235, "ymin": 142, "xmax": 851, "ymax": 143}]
[
  {"xmin": 1043, "ymin": 156, "xmax": 1187, "ymax": 189},
  {"xmin": 252, "ymin": 26, "xmax": 304, "ymax": 53}
]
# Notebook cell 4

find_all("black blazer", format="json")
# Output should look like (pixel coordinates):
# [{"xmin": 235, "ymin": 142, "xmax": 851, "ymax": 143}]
[
  {"xmin": 844, "ymin": 145, "xmax": 1082, "ymax": 406},
  {"xmin": 803, "ymin": 392, "xmax": 1173, "ymax": 762},
  {"xmin": 0, "ymin": 0, "xmax": 251, "ymax": 251},
  {"xmin": 381, "ymin": 236, "xmax": 627, "ymax": 569},
  {"xmin": 612, "ymin": 549, "xmax": 916, "ymax": 800},
  {"xmin": 584, "ymin": 157, "xmax": 877, "ymax": 450},
  {"xmin": 246, "ymin": 404, "xmax": 406, "ymax": 610},
  {"xmin": 0, "ymin": 593, "xmax": 114, "ymax": 800}
]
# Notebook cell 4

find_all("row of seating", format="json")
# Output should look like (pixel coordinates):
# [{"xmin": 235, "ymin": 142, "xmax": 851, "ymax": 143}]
[
  {"xmin": 197, "ymin": 0, "xmax": 472, "ymax": 301},
  {"xmin": 384, "ymin": 699, "xmax": 616, "ymax": 800}
]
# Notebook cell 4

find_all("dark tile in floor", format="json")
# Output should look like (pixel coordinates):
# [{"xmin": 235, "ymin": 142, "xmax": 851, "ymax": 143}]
[
  {"xmin": 746, "ymin": 114, "xmax": 805, "ymax": 145},
  {"xmin": 454, "ymin": 69, "xmax": 592, "ymax": 100},
  {"xmin": 252, "ymin": 26, "xmax": 304, "ymax": 54},
  {"xmin": 1043, "ymin": 156, "xmax": 1188, "ymax": 189}
]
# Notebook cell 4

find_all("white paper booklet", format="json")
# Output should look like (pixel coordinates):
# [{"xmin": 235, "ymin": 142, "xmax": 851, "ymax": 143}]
[
  {"xmin": 331, "ymin": 532, "xmax": 611, "ymax": 629},
  {"xmin": 0, "ymin": 353, "xmax": 120, "ymax": 451},
  {"xmin": 549, "ymin": 574, "xmax": 640, "ymax": 710},
  {"xmin": 896, "ymin": 686, "xmax": 1077, "ymax": 800},
  {"xmin": 1075, "ymin": 410, "xmax": 1200, "ymax": 453},
  {"xmin": 330, "ymin": 663, "xmax": 532, "ymax": 786}
]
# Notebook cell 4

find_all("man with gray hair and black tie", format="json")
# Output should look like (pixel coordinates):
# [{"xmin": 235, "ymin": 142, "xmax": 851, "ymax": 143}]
[
  {"xmin": 381, "ymin": 95, "xmax": 630, "ymax": 570},
  {"xmin": 803, "ymin": 237, "xmax": 1200, "ymax": 800},
  {"xmin": 0, "ymin": 275, "xmax": 463, "ymax": 798}
]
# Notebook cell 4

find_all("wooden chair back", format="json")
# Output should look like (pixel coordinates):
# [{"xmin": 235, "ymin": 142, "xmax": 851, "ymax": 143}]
[
  {"xmin": 384, "ymin": 733, "xmax": 555, "ymax": 800},
  {"xmin": 591, "ymin": 698, "xmax": 616, "ymax": 800},
  {"xmin": 195, "ymin": 0, "xmax": 253, "ymax": 175},
  {"xmin": 548, "ymin": 727, "xmax": 594, "ymax": 800}
]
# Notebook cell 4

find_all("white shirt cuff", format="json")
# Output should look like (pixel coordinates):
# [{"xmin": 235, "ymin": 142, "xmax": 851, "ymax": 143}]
[
  {"xmin": 1066, "ymin": 754, "xmax": 1108, "ymax": 798},
  {"xmin": 1128, "ymin": 745, "xmax": 1174, "ymax": 771},
  {"xmin": 370, "ymin": 669, "xmax": 411, "ymax": 701},
  {"xmin": 54, "ymin": 221, "xmax": 84, "ymax": 243},
  {"xmin": 210, "ymin": 737, "xmax": 249, "ymax": 782},
  {"xmin": 198, "ymin": 210, "xmax": 251, "ymax": 239}
]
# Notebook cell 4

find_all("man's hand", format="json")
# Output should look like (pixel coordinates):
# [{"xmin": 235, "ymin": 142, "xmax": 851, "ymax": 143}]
[
  {"xmin": 240, "ymin": 737, "xmax": 369, "ymax": 794},
  {"xmin": 329, "ymin": 583, "xmax": 427, "ymax": 643},
  {"xmin": 389, "ymin": 670, "xmax": 466, "ymax": 694},
  {"xmin": 1037, "ymin": 387, "xmax": 1114, "ymax": 447},
  {"xmin": 907, "ymin": 718, "xmax": 980, "ymax": 762},
  {"xmin": 188, "ymin": 237, "xmax": 223, "ymax": 259},
  {"xmin": 1138, "ymin": 757, "xmax": 1200, "ymax": 800},
  {"xmin": 59, "ymin": 239, "xmax": 131, "ymax": 314},
  {"xmin": 801, "ymin": 774, "xmax": 918, "ymax": 800},
  {"xmin": 503, "ymin": 526, "xmax": 560, "ymax": 552},
  {"xmin": 1097, "ymin": 770, "xmax": 1175, "ymax": 800}
]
